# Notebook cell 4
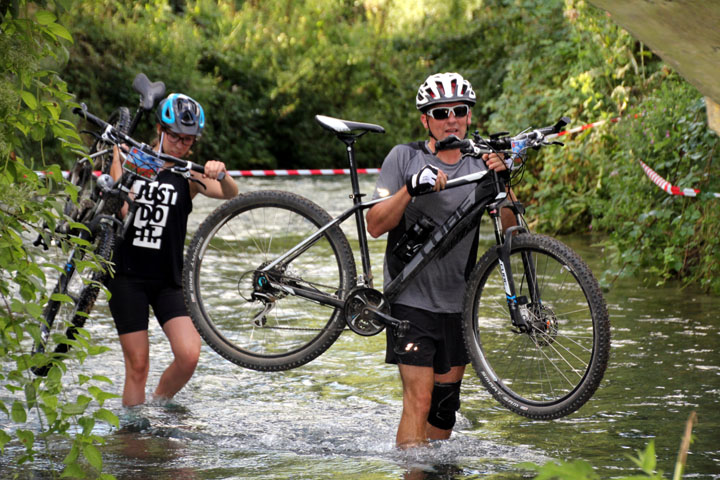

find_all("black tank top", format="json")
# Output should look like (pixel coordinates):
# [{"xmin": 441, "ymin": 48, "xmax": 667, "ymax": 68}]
[{"xmin": 113, "ymin": 169, "xmax": 193, "ymax": 286}]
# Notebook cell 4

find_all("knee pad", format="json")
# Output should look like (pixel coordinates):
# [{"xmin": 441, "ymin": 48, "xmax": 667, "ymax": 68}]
[{"xmin": 427, "ymin": 380, "xmax": 461, "ymax": 430}]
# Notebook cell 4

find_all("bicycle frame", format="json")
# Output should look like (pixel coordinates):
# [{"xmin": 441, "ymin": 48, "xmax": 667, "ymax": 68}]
[{"xmin": 257, "ymin": 131, "xmax": 533, "ymax": 331}]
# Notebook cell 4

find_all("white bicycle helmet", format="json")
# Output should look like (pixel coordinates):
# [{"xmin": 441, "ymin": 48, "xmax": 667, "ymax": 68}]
[
  {"xmin": 156, "ymin": 93, "xmax": 205, "ymax": 136},
  {"xmin": 416, "ymin": 72, "xmax": 476, "ymax": 112}
]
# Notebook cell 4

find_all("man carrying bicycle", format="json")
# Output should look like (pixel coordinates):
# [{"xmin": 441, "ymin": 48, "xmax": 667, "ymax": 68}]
[{"xmin": 366, "ymin": 72, "xmax": 514, "ymax": 448}]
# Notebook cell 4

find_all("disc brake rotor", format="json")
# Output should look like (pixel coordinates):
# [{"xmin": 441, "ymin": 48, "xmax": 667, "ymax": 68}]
[{"xmin": 525, "ymin": 303, "xmax": 559, "ymax": 346}]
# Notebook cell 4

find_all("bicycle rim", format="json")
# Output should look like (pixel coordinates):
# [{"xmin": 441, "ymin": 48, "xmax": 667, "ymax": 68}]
[
  {"xmin": 185, "ymin": 191, "xmax": 355, "ymax": 371},
  {"xmin": 464, "ymin": 234, "xmax": 609, "ymax": 418}
]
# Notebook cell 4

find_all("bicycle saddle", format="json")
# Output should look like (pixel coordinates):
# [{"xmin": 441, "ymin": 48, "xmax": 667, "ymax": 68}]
[
  {"xmin": 133, "ymin": 73, "xmax": 166, "ymax": 111},
  {"xmin": 315, "ymin": 115, "xmax": 385, "ymax": 135}
]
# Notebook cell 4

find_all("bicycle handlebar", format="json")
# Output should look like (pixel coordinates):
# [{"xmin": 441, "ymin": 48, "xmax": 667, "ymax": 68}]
[
  {"xmin": 73, "ymin": 105, "xmax": 221, "ymax": 179},
  {"xmin": 435, "ymin": 116, "xmax": 570, "ymax": 155}
]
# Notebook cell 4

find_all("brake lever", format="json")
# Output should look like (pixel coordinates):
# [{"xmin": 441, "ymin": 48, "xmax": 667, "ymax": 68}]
[
  {"xmin": 169, "ymin": 165, "xmax": 208, "ymax": 190},
  {"xmin": 80, "ymin": 129, "xmax": 102, "ymax": 141}
]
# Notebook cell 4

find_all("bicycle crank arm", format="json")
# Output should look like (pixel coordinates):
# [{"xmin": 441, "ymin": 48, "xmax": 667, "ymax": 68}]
[{"xmin": 361, "ymin": 306, "xmax": 410, "ymax": 336}]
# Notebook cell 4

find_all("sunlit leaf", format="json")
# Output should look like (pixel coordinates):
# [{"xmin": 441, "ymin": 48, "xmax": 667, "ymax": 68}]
[
  {"xmin": 11, "ymin": 401, "xmax": 27, "ymax": 423},
  {"xmin": 35, "ymin": 10, "xmax": 56, "ymax": 25}
]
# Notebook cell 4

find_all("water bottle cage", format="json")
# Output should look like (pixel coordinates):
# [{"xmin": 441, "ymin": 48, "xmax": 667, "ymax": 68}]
[{"xmin": 391, "ymin": 216, "xmax": 436, "ymax": 263}]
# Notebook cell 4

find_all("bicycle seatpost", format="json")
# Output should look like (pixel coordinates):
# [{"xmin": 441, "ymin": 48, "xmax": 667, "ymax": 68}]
[{"xmin": 341, "ymin": 135, "xmax": 373, "ymax": 286}]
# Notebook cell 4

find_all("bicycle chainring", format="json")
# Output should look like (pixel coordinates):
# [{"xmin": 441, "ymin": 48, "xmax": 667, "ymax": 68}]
[{"xmin": 343, "ymin": 287, "xmax": 388, "ymax": 336}]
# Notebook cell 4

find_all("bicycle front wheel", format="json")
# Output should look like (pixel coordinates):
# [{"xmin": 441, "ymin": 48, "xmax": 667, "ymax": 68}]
[
  {"xmin": 184, "ymin": 190, "xmax": 356, "ymax": 371},
  {"xmin": 462, "ymin": 233, "xmax": 610, "ymax": 419},
  {"xmin": 32, "ymin": 222, "xmax": 115, "ymax": 376}
]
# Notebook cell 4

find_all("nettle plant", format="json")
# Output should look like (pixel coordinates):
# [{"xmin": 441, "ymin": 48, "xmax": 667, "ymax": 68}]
[{"xmin": 1, "ymin": 2, "xmax": 119, "ymax": 478}]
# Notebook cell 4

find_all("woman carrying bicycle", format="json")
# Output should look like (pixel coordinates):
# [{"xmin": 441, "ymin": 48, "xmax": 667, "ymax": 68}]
[
  {"xmin": 108, "ymin": 93, "xmax": 238, "ymax": 407},
  {"xmin": 366, "ymin": 72, "xmax": 515, "ymax": 448}
]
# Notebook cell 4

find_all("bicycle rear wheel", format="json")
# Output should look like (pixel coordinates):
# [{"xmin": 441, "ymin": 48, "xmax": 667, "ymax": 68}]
[
  {"xmin": 183, "ymin": 190, "xmax": 356, "ymax": 371},
  {"xmin": 462, "ymin": 233, "xmax": 610, "ymax": 419},
  {"xmin": 32, "ymin": 222, "xmax": 115, "ymax": 376},
  {"xmin": 63, "ymin": 107, "xmax": 131, "ymax": 227},
  {"xmin": 89, "ymin": 106, "xmax": 131, "ymax": 175}
]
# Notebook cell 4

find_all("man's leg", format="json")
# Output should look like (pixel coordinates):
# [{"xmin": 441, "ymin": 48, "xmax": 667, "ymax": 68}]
[
  {"xmin": 396, "ymin": 364, "xmax": 435, "ymax": 448},
  {"xmin": 118, "ymin": 330, "xmax": 151, "ymax": 407},
  {"xmin": 153, "ymin": 315, "xmax": 201, "ymax": 402},
  {"xmin": 426, "ymin": 365, "xmax": 466, "ymax": 440}
]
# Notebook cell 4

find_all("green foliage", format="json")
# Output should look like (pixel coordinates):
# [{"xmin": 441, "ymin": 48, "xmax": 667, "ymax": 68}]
[
  {"xmin": 587, "ymin": 83, "xmax": 720, "ymax": 293},
  {"xmin": 1, "ymin": 1, "xmax": 119, "ymax": 477}
]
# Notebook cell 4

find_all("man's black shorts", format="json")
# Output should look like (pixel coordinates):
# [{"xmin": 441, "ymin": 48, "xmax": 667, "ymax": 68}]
[
  {"xmin": 385, "ymin": 303, "xmax": 470, "ymax": 374},
  {"xmin": 108, "ymin": 275, "xmax": 189, "ymax": 335}
]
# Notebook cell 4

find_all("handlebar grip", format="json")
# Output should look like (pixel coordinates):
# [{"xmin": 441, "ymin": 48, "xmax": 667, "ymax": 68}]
[
  {"xmin": 538, "ymin": 116, "xmax": 571, "ymax": 136},
  {"xmin": 435, "ymin": 134, "xmax": 470, "ymax": 152}
]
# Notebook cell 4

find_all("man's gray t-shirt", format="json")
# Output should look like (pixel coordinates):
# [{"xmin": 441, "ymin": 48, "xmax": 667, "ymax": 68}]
[{"xmin": 371, "ymin": 141, "xmax": 489, "ymax": 313}]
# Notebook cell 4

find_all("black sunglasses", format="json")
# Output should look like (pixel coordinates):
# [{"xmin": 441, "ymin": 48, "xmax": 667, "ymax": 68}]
[
  {"xmin": 164, "ymin": 129, "xmax": 195, "ymax": 146},
  {"xmin": 426, "ymin": 105, "xmax": 470, "ymax": 120}
]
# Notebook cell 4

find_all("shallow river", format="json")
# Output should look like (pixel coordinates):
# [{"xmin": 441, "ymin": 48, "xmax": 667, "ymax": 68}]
[{"xmin": 3, "ymin": 175, "xmax": 719, "ymax": 479}]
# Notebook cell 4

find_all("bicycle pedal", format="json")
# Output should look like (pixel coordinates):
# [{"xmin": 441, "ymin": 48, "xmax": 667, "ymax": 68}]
[{"xmin": 397, "ymin": 320, "xmax": 410, "ymax": 337}]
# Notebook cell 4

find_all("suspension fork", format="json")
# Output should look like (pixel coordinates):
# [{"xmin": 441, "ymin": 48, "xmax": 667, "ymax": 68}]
[{"xmin": 488, "ymin": 204, "xmax": 526, "ymax": 330}]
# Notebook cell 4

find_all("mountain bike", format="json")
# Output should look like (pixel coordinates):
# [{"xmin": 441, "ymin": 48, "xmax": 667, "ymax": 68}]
[
  {"xmin": 31, "ymin": 98, "xmax": 214, "ymax": 377},
  {"xmin": 183, "ymin": 115, "xmax": 610, "ymax": 419}
]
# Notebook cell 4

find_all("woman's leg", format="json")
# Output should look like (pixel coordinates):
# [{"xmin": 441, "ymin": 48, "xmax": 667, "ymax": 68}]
[
  {"xmin": 118, "ymin": 330, "xmax": 151, "ymax": 407},
  {"xmin": 153, "ymin": 315, "xmax": 201, "ymax": 402}
]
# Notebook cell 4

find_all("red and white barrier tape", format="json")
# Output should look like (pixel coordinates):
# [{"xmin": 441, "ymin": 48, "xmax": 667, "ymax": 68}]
[
  {"xmin": 638, "ymin": 160, "xmax": 720, "ymax": 198},
  {"xmin": 227, "ymin": 168, "xmax": 380, "ymax": 177},
  {"xmin": 43, "ymin": 168, "xmax": 381, "ymax": 179},
  {"xmin": 548, "ymin": 113, "xmax": 641, "ymax": 139}
]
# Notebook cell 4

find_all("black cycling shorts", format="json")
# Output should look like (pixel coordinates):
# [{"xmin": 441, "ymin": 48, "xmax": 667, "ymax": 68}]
[
  {"xmin": 108, "ymin": 275, "xmax": 189, "ymax": 335},
  {"xmin": 385, "ymin": 303, "xmax": 470, "ymax": 374}
]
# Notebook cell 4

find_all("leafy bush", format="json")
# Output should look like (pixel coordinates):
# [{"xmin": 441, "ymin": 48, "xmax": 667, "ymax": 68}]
[{"xmin": 1, "ymin": 2, "xmax": 118, "ymax": 477}]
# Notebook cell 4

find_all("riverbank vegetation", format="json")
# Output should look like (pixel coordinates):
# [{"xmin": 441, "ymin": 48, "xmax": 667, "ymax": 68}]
[{"xmin": 1, "ymin": 1, "xmax": 119, "ymax": 477}]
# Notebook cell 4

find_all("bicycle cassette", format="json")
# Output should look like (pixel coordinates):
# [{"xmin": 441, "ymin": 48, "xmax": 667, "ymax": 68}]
[{"xmin": 343, "ymin": 287, "xmax": 388, "ymax": 336}]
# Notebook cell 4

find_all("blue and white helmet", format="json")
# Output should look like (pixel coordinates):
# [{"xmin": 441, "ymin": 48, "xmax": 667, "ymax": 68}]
[
  {"xmin": 416, "ymin": 72, "xmax": 476, "ymax": 112},
  {"xmin": 156, "ymin": 93, "xmax": 205, "ymax": 136}
]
